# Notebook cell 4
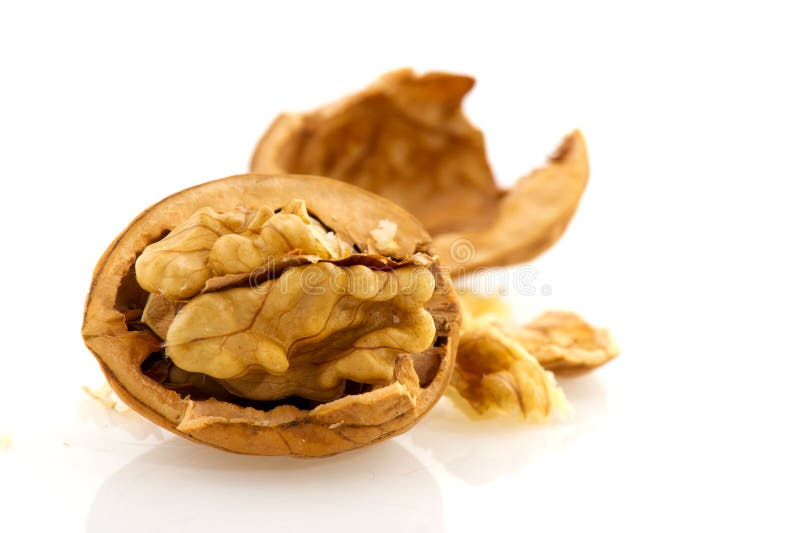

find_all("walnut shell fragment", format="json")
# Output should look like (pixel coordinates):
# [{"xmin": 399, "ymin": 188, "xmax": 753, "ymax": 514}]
[
  {"xmin": 251, "ymin": 69, "xmax": 590, "ymax": 273},
  {"xmin": 82, "ymin": 175, "xmax": 461, "ymax": 457}
]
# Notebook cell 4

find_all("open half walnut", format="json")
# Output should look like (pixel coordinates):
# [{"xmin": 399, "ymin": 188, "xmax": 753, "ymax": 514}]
[{"xmin": 82, "ymin": 175, "xmax": 461, "ymax": 457}]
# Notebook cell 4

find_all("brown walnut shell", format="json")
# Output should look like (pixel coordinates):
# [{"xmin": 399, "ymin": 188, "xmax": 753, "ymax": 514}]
[
  {"xmin": 82, "ymin": 174, "xmax": 461, "ymax": 457},
  {"xmin": 250, "ymin": 69, "xmax": 590, "ymax": 273}
]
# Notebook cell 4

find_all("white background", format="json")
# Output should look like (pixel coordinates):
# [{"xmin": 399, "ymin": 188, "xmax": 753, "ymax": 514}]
[{"xmin": 1, "ymin": 1, "xmax": 799, "ymax": 531}]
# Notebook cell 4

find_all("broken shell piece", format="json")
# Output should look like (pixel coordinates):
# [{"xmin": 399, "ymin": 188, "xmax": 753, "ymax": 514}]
[
  {"xmin": 433, "ymin": 131, "xmax": 589, "ymax": 271},
  {"xmin": 251, "ymin": 69, "xmax": 589, "ymax": 274}
]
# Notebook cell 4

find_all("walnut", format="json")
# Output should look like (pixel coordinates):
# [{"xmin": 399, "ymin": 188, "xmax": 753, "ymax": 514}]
[
  {"xmin": 82, "ymin": 175, "xmax": 461, "ymax": 457},
  {"xmin": 449, "ymin": 295, "xmax": 617, "ymax": 420},
  {"xmin": 460, "ymin": 295, "xmax": 619, "ymax": 374},
  {"xmin": 250, "ymin": 69, "xmax": 589, "ymax": 273},
  {"xmin": 451, "ymin": 320, "xmax": 570, "ymax": 422},
  {"xmin": 165, "ymin": 262, "xmax": 436, "ymax": 401},
  {"xmin": 509, "ymin": 311, "xmax": 619, "ymax": 374},
  {"xmin": 135, "ymin": 199, "xmax": 352, "ymax": 300}
]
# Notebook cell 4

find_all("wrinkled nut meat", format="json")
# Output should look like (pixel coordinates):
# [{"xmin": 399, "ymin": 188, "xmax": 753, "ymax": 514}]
[
  {"xmin": 251, "ymin": 68, "xmax": 590, "ymax": 273},
  {"xmin": 82, "ymin": 175, "xmax": 461, "ymax": 457},
  {"xmin": 165, "ymin": 262, "xmax": 436, "ymax": 402},
  {"xmin": 452, "ymin": 321, "xmax": 570, "ymax": 422},
  {"xmin": 509, "ymin": 311, "xmax": 619, "ymax": 374},
  {"xmin": 459, "ymin": 295, "xmax": 619, "ymax": 374},
  {"xmin": 448, "ymin": 295, "xmax": 617, "ymax": 419}
]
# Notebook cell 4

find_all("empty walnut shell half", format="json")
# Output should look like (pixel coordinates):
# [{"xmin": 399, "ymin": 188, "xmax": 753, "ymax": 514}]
[
  {"xmin": 251, "ymin": 69, "xmax": 590, "ymax": 273},
  {"xmin": 82, "ymin": 174, "xmax": 461, "ymax": 457}
]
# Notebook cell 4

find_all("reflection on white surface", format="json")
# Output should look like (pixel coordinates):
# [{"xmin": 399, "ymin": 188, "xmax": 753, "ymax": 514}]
[
  {"xmin": 409, "ymin": 374, "xmax": 610, "ymax": 485},
  {"xmin": 68, "ymin": 350, "xmax": 613, "ymax": 532},
  {"xmin": 77, "ymin": 395, "xmax": 167, "ymax": 443},
  {"xmin": 86, "ymin": 438, "xmax": 443, "ymax": 533},
  {"xmin": 79, "ymin": 372, "xmax": 609, "ymax": 533}
]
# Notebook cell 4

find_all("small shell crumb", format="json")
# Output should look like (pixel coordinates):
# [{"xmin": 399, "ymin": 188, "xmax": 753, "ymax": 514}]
[{"xmin": 82, "ymin": 383, "xmax": 131, "ymax": 413}]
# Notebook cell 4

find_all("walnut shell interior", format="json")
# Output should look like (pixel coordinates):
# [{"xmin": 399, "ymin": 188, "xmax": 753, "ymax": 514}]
[
  {"xmin": 82, "ymin": 174, "xmax": 461, "ymax": 457},
  {"xmin": 250, "ymin": 69, "xmax": 590, "ymax": 273}
]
